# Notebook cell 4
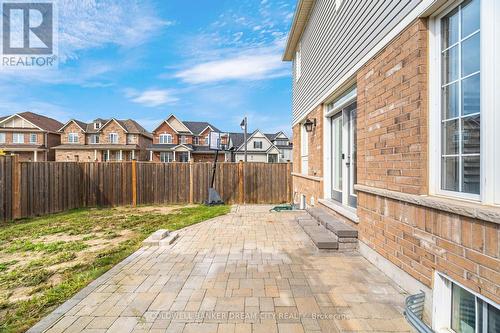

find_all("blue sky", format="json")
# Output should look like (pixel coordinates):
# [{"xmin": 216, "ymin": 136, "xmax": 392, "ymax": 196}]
[{"xmin": 0, "ymin": 0, "xmax": 296, "ymax": 135}]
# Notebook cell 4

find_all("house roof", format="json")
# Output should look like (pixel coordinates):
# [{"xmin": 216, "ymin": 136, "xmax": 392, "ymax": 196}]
[
  {"xmin": 53, "ymin": 144, "xmax": 139, "ymax": 150},
  {"xmin": 283, "ymin": 0, "xmax": 316, "ymax": 61},
  {"xmin": 62, "ymin": 118, "xmax": 152, "ymax": 138},
  {"xmin": 147, "ymin": 144, "xmax": 217, "ymax": 153},
  {"xmin": 183, "ymin": 121, "xmax": 220, "ymax": 135},
  {"xmin": 0, "ymin": 112, "xmax": 64, "ymax": 132},
  {"xmin": 228, "ymin": 132, "xmax": 246, "ymax": 149},
  {"xmin": 230, "ymin": 131, "xmax": 289, "ymax": 149}
]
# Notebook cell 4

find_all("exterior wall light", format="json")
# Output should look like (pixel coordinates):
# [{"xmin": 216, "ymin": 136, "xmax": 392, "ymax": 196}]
[{"xmin": 304, "ymin": 118, "xmax": 316, "ymax": 132}]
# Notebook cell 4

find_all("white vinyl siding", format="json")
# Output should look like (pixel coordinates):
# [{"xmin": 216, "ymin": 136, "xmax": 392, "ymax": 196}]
[{"xmin": 292, "ymin": 0, "xmax": 421, "ymax": 125}]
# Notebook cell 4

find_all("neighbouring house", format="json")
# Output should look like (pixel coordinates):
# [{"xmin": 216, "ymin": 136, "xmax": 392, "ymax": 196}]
[
  {"xmin": 0, "ymin": 112, "xmax": 62, "ymax": 161},
  {"xmin": 54, "ymin": 118, "xmax": 152, "ymax": 162},
  {"xmin": 148, "ymin": 114, "xmax": 226, "ymax": 163},
  {"xmin": 227, "ymin": 130, "xmax": 293, "ymax": 163},
  {"xmin": 284, "ymin": 0, "xmax": 499, "ymax": 330}
]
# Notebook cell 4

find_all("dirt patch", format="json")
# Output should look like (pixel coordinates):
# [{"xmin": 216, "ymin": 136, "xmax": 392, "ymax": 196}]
[{"xmin": 125, "ymin": 205, "xmax": 195, "ymax": 215}]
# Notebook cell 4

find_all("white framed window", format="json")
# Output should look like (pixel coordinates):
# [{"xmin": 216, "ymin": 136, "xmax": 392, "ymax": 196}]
[
  {"xmin": 160, "ymin": 152, "xmax": 173, "ymax": 163},
  {"xmin": 0, "ymin": 133, "xmax": 6, "ymax": 143},
  {"xmin": 180, "ymin": 135, "xmax": 187, "ymax": 144},
  {"xmin": 253, "ymin": 141, "xmax": 263, "ymax": 149},
  {"xmin": 68, "ymin": 133, "xmax": 79, "ymax": 144},
  {"xmin": 300, "ymin": 124, "xmax": 308, "ymax": 175},
  {"xmin": 205, "ymin": 135, "xmax": 209, "ymax": 146},
  {"xmin": 193, "ymin": 137, "xmax": 199, "ymax": 145},
  {"xmin": 90, "ymin": 135, "xmax": 99, "ymax": 144},
  {"xmin": 94, "ymin": 122, "xmax": 101, "ymax": 130},
  {"xmin": 429, "ymin": 0, "xmax": 500, "ymax": 204},
  {"xmin": 433, "ymin": 272, "xmax": 499, "ymax": 333},
  {"xmin": 159, "ymin": 134, "xmax": 172, "ymax": 144},
  {"xmin": 109, "ymin": 133, "xmax": 118, "ymax": 144},
  {"xmin": 13, "ymin": 133, "xmax": 24, "ymax": 144},
  {"xmin": 29, "ymin": 133, "xmax": 37, "ymax": 144},
  {"xmin": 295, "ymin": 42, "xmax": 302, "ymax": 82}
]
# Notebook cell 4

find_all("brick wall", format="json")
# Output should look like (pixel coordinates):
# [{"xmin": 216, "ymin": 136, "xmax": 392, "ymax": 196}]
[
  {"xmin": 357, "ymin": 19, "xmax": 428, "ymax": 195},
  {"xmin": 153, "ymin": 122, "xmax": 178, "ymax": 145},
  {"xmin": 292, "ymin": 105, "xmax": 324, "ymax": 206},
  {"xmin": 355, "ymin": 19, "xmax": 499, "ymax": 306},
  {"xmin": 61, "ymin": 123, "xmax": 85, "ymax": 145},
  {"xmin": 56, "ymin": 150, "xmax": 100, "ymax": 162},
  {"xmin": 0, "ymin": 131, "xmax": 46, "ymax": 145},
  {"xmin": 192, "ymin": 153, "xmax": 225, "ymax": 163},
  {"xmin": 358, "ymin": 191, "xmax": 499, "ymax": 304},
  {"xmin": 100, "ymin": 121, "xmax": 127, "ymax": 145}
]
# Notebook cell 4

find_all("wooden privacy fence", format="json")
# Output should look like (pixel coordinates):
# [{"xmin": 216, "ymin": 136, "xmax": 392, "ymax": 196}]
[{"xmin": 0, "ymin": 155, "xmax": 293, "ymax": 222}]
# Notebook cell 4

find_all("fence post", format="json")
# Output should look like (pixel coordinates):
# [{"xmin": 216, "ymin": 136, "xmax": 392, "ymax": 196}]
[
  {"xmin": 131, "ymin": 160, "xmax": 137, "ymax": 207},
  {"xmin": 189, "ymin": 160, "xmax": 194, "ymax": 204},
  {"xmin": 238, "ymin": 161, "xmax": 244, "ymax": 204},
  {"xmin": 11, "ymin": 155, "xmax": 21, "ymax": 220},
  {"xmin": 286, "ymin": 162, "xmax": 292, "ymax": 203}
]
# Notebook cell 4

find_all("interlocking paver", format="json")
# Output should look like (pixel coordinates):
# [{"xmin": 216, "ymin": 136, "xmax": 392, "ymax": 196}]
[{"xmin": 31, "ymin": 205, "xmax": 411, "ymax": 333}]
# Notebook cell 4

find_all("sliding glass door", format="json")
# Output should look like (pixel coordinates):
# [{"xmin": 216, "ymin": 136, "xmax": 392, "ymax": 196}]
[{"xmin": 330, "ymin": 100, "xmax": 357, "ymax": 209}]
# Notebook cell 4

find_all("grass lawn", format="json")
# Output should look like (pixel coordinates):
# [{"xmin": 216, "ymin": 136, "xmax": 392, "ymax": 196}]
[{"xmin": 0, "ymin": 204, "xmax": 230, "ymax": 333}]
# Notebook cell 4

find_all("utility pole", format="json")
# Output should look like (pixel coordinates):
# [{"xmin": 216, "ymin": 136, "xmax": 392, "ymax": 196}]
[{"xmin": 240, "ymin": 117, "xmax": 248, "ymax": 162}]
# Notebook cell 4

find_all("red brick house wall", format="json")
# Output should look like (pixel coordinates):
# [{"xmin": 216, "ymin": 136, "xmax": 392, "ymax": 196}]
[
  {"xmin": 355, "ymin": 19, "xmax": 499, "ymax": 305},
  {"xmin": 100, "ymin": 120, "xmax": 127, "ymax": 145},
  {"xmin": 153, "ymin": 122, "xmax": 178, "ymax": 145},
  {"xmin": 291, "ymin": 18, "xmax": 500, "ymax": 308},
  {"xmin": 357, "ymin": 20, "xmax": 428, "ymax": 196},
  {"xmin": 61, "ymin": 122, "xmax": 85, "ymax": 145},
  {"xmin": 292, "ymin": 105, "xmax": 324, "ymax": 206}
]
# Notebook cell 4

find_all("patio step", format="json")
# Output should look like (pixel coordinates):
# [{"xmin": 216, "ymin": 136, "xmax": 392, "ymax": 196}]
[
  {"xmin": 307, "ymin": 207, "xmax": 358, "ymax": 238},
  {"xmin": 296, "ymin": 216, "xmax": 338, "ymax": 249},
  {"xmin": 305, "ymin": 208, "xmax": 358, "ymax": 251}
]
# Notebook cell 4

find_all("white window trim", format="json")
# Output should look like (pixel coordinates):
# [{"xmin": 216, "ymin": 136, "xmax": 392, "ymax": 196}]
[
  {"xmin": 159, "ymin": 134, "xmax": 172, "ymax": 144},
  {"xmin": 295, "ymin": 42, "xmax": 302, "ymax": 82},
  {"xmin": 300, "ymin": 124, "xmax": 308, "ymax": 175},
  {"xmin": 109, "ymin": 133, "xmax": 119, "ymax": 144},
  {"xmin": 0, "ymin": 133, "xmax": 5, "ymax": 143},
  {"xmin": 160, "ymin": 151, "xmax": 173, "ymax": 163},
  {"xmin": 90, "ymin": 135, "xmax": 99, "ymax": 144},
  {"xmin": 323, "ymin": 85, "xmax": 358, "ymax": 212},
  {"xmin": 429, "ymin": 0, "xmax": 500, "ymax": 205},
  {"xmin": 433, "ymin": 271, "xmax": 500, "ymax": 333},
  {"xmin": 68, "ymin": 133, "xmax": 78, "ymax": 144},
  {"xmin": 13, "ymin": 133, "xmax": 24, "ymax": 144},
  {"xmin": 29, "ymin": 133, "xmax": 37, "ymax": 144}
]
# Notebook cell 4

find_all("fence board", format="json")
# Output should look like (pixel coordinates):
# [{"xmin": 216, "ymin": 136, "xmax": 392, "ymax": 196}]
[{"xmin": 0, "ymin": 157, "xmax": 292, "ymax": 221}]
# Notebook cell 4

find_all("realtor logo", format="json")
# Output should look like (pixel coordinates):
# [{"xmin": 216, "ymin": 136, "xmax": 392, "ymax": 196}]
[{"xmin": 1, "ymin": 1, "xmax": 58, "ymax": 69}]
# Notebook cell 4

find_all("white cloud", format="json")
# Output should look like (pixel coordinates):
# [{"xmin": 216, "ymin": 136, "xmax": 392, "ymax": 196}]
[
  {"xmin": 174, "ymin": 42, "xmax": 289, "ymax": 84},
  {"xmin": 125, "ymin": 89, "xmax": 178, "ymax": 107},
  {"xmin": 57, "ymin": 0, "xmax": 171, "ymax": 61}
]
